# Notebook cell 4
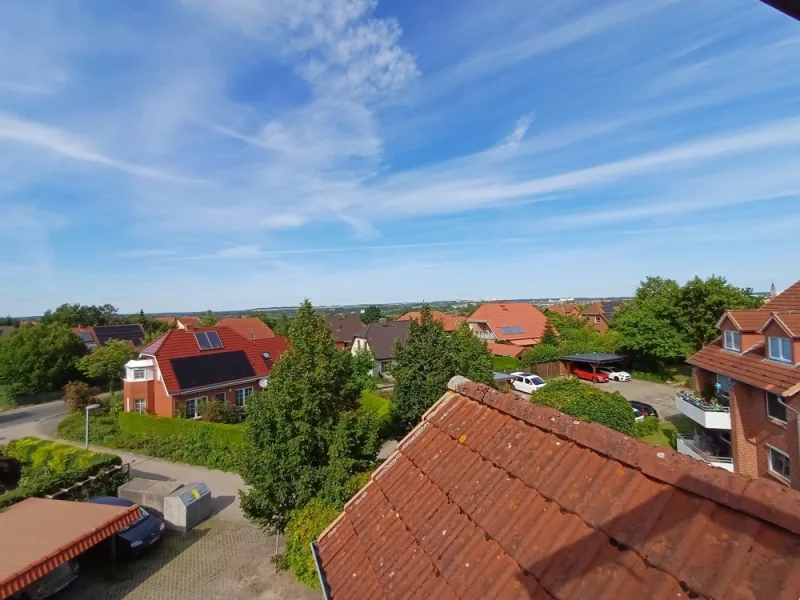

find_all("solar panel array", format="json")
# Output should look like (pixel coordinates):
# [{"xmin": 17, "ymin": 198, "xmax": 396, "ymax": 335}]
[
  {"xmin": 93, "ymin": 325, "xmax": 145, "ymax": 346},
  {"xmin": 195, "ymin": 331, "xmax": 224, "ymax": 351},
  {"xmin": 170, "ymin": 350, "xmax": 255, "ymax": 390},
  {"xmin": 499, "ymin": 325, "xmax": 524, "ymax": 335}
]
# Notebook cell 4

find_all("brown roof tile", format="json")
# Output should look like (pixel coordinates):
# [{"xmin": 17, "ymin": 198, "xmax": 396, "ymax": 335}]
[
  {"xmin": 396, "ymin": 311, "xmax": 465, "ymax": 332},
  {"xmin": 765, "ymin": 281, "xmax": 800, "ymax": 312},
  {"xmin": 468, "ymin": 302, "xmax": 548, "ymax": 343},
  {"xmin": 216, "ymin": 317, "xmax": 275, "ymax": 340},
  {"xmin": 316, "ymin": 377, "xmax": 800, "ymax": 600},
  {"xmin": 325, "ymin": 314, "xmax": 365, "ymax": 344},
  {"xmin": 724, "ymin": 310, "xmax": 771, "ymax": 332}
]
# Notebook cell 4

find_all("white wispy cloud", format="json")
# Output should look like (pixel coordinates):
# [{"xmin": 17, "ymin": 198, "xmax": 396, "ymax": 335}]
[{"xmin": 118, "ymin": 249, "xmax": 179, "ymax": 258}]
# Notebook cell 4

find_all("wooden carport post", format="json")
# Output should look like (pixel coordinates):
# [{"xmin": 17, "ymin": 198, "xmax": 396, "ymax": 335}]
[{"xmin": 591, "ymin": 363, "xmax": 598, "ymax": 385}]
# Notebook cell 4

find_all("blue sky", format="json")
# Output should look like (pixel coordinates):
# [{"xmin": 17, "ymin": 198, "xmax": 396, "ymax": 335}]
[{"xmin": 1, "ymin": 0, "xmax": 799, "ymax": 315}]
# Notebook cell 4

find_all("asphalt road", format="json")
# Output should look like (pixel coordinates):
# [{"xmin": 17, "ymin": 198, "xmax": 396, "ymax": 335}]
[{"xmin": 0, "ymin": 401, "xmax": 68, "ymax": 444}]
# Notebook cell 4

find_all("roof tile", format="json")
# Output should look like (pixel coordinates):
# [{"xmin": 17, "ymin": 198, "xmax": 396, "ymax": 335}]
[{"xmin": 468, "ymin": 302, "xmax": 549, "ymax": 342}]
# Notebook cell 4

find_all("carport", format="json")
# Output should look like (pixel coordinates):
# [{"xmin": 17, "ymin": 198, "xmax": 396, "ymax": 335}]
[
  {"xmin": 0, "ymin": 497, "xmax": 140, "ymax": 598},
  {"xmin": 561, "ymin": 352, "xmax": 627, "ymax": 381}
]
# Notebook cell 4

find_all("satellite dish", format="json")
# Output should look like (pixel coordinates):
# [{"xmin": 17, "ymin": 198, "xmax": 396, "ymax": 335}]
[{"xmin": 259, "ymin": 378, "xmax": 269, "ymax": 389}]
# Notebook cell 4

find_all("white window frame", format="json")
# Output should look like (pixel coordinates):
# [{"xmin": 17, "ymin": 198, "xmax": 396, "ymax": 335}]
[
  {"xmin": 767, "ymin": 445, "xmax": 791, "ymax": 482},
  {"xmin": 766, "ymin": 392, "xmax": 788, "ymax": 424},
  {"xmin": 134, "ymin": 398, "xmax": 146, "ymax": 414},
  {"xmin": 723, "ymin": 330, "xmax": 741, "ymax": 352},
  {"xmin": 185, "ymin": 396, "xmax": 207, "ymax": 419},
  {"xmin": 235, "ymin": 387, "xmax": 253, "ymax": 407},
  {"xmin": 132, "ymin": 368, "xmax": 146, "ymax": 380},
  {"xmin": 767, "ymin": 336, "xmax": 792, "ymax": 363}
]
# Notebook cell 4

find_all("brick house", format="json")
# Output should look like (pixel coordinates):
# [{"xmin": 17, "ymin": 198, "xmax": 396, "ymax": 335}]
[
  {"xmin": 467, "ymin": 302, "xmax": 548, "ymax": 348},
  {"xmin": 122, "ymin": 324, "xmax": 289, "ymax": 418},
  {"xmin": 216, "ymin": 316, "xmax": 275, "ymax": 340},
  {"xmin": 684, "ymin": 281, "xmax": 800, "ymax": 490},
  {"xmin": 352, "ymin": 320, "xmax": 409, "ymax": 376},
  {"xmin": 325, "ymin": 314, "xmax": 365, "ymax": 349},
  {"xmin": 72, "ymin": 324, "xmax": 146, "ymax": 351}
]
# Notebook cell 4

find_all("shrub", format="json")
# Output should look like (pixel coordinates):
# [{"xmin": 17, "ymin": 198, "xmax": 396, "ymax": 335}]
[
  {"xmin": 0, "ymin": 385, "xmax": 17, "ymax": 411},
  {"xmin": 531, "ymin": 378, "xmax": 635, "ymax": 435},
  {"xmin": 520, "ymin": 344, "xmax": 561, "ymax": 367},
  {"xmin": 58, "ymin": 410, "xmax": 120, "ymax": 446},
  {"xmin": 197, "ymin": 399, "xmax": 244, "ymax": 424},
  {"xmin": 4, "ymin": 437, "xmax": 121, "ymax": 472},
  {"xmin": 284, "ymin": 498, "xmax": 341, "ymax": 589},
  {"xmin": 359, "ymin": 390, "xmax": 393, "ymax": 428},
  {"xmin": 632, "ymin": 416, "xmax": 661, "ymax": 437},
  {"xmin": 63, "ymin": 381, "xmax": 100, "ymax": 412},
  {"xmin": 492, "ymin": 356, "xmax": 521, "ymax": 372}
]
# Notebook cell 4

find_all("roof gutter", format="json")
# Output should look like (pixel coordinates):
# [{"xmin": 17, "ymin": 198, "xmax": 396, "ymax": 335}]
[{"xmin": 310, "ymin": 541, "xmax": 332, "ymax": 600}]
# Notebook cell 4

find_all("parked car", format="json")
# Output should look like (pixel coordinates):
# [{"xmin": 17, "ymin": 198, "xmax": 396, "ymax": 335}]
[
  {"xmin": 10, "ymin": 561, "xmax": 78, "ymax": 600},
  {"xmin": 87, "ymin": 497, "xmax": 165, "ymax": 557},
  {"xmin": 629, "ymin": 400, "xmax": 658, "ymax": 418},
  {"xmin": 510, "ymin": 372, "xmax": 547, "ymax": 394},
  {"xmin": 573, "ymin": 368, "xmax": 608, "ymax": 383},
  {"xmin": 632, "ymin": 406, "xmax": 644, "ymax": 422},
  {"xmin": 598, "ymin": 367, "xmax": 631, "ymax": 382}
]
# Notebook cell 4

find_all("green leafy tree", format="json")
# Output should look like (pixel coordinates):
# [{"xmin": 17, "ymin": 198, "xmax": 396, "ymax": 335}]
[
  {"xmin": 127, "ymin": 310, "xmax": 170, "ymax": 337},
  {"xmin": 392, "ymin": 306, "xmax": 456, "ymax": 432},
  {"xmin": 545, "ymin": 312, "xmax": 585, "ymax": 335},
  {"xmin": 351, "ymin": 346, "xmax": 377, "ymax": 391},
  {"xmin": 239, "ymin": 300, "xmax": 363, "ymax": 532},
  {"xmin": 77, "ymin": 339, "xmax": 138, "ymax": 392},
  {"xmin": 199, "ymin": 310, "xmax": 217, "ymax": 327},
  {"xmin": 450, "ymin": 322, "xmax": 494, "ymax": 385},
  {"xmin": 362, "ymin": 305, "xmax": 382, "ymax": 324},
  {"xmin": 41, "ymin": 303, "xmax": 118, "ymax": 327},
  {"xmin": 197, "ymin": 399, "xmax": 244, "ymax": 424},
  {"xmin": 62, "ymin": 380, "xmax": 100, "ymax": 412},
  {"xmin": 0, "ymin": 324, "xmax": 85, "ymax": 395},
  {"xmin": 540, "ymin": 320, "xmax": 559, "ymax": 346}
]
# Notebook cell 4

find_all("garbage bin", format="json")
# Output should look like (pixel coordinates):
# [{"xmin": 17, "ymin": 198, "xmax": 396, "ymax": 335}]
[
  {"xmin": 162, "ymin": 482, "xmax": 213, "ymax": 532},
  {"xmin": 118, "ymin": 478, "xmax": 183, "ymax": 519}
]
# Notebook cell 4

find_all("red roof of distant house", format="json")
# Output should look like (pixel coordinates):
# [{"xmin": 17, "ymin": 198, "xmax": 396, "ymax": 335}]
[
  {"xmin": 316, "ymin": 376, "xmax": 800, "ymax": 600},
  {"xmin": 487, "ymin": 342, "xmax": 525, "ymax": 357},
  {"xmin": 548, "ymin": 304, "xmax": 580, "ymax": 316},
  {"xmin": 139, "ymin": 326, "xmax": 289, "ymax": 395},
  {"xmin": 396, "ymin": 311, "xmax": 466, "ymax": 332},
  {"xmin": 217, "ymin": 317, "xmax": 275, "ymax": 340},
  {"xmin": 469, "ymin": 302, "xmax": 548, "ymax": 343}
]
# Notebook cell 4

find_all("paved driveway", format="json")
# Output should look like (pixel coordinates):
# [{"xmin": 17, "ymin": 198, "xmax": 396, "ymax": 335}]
[{"xmin": 585, "ymin": 379, "xmax": 687, "ymax": 420}]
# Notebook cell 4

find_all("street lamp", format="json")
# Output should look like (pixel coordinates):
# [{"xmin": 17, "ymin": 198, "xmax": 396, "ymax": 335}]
[{"xmin": 85, "ymin": 403, "xmax": 101, "ymax": 450}]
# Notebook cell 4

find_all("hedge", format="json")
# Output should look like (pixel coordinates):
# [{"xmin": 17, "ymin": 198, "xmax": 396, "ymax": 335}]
[
  {"xmin": 284, "ymin": 498, "xmax": 341, "ymax": 589},
  {"xmin": 0, "ymin": 437, "xmax": 126, "ymax": 509},
  {"xmin": 531, "ymin": 378, "xmax": 635, "ymax": 435}
]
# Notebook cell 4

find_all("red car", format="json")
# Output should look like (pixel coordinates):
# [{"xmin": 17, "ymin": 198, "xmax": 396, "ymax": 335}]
[{"xmin": 573, "ymin": 368, "xmax": 608, "ymax": 383}]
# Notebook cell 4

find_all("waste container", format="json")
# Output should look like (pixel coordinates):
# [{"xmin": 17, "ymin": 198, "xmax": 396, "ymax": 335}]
[
  {"xmin": 162, "ymin": 482, "xmax": 213, "ymax": 532},
  {"xmin": 118, "ymin": 478, "xmax": 182, "ymax": 519}
]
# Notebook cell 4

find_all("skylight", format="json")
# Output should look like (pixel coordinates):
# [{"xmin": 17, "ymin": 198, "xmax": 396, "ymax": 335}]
[
  {"xmin": 499, "ymin": 325, "xmax": 524, "ymax": 334},
  {"xmin": 195, "ymin": 331, "xmax": 223, "ymax": 350}
]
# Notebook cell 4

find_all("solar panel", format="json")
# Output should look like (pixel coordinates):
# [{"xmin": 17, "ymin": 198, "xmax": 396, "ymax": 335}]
[
  {"xmin": 499, "ymin": 325, "xmax": 524, "ymax": 335},
  {"xmin": 206, "ymin": 331, "xmax": 223, "ymax": 349},
  {"xmin": 93, "ymin": 325, "xmax": 145, "ymax": 346},
  {"xmin": 195, "ymin": 332, "xmax": 212, "ymax": 350},
  {"xmin": 170, "ymin": 350, "xmax": 255, "ymax": 390},
  {"xmin": 77, "ymin": 332, "xmax": 94, "ymax": 342}
]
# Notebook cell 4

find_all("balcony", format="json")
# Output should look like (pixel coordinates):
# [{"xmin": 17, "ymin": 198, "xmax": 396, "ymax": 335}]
[
  {"xmin": 676, "ymin": 436, "xmax": 734, "ymax": 472},
  {"xmin": 473, "ymin": 331, "xmax": 496, "ymax": 340},
  {"xmin": 674, "ymin": 391, "xmax": 731, "ymax": 430}
]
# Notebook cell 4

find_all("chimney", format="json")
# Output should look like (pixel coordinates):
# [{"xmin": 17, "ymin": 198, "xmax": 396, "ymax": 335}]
[{"xmin": 185, "ymin": 322, "xmax": 196, "ymax": 332}]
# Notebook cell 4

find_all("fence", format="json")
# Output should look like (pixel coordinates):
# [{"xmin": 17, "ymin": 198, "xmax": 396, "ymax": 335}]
[
  {"xmin": 533, "ymin": 361, "xmax": 568, "ymax": 379},
  {"xmin": 46, "ymin": 463, "xmax": 130, "ymax": 501}
]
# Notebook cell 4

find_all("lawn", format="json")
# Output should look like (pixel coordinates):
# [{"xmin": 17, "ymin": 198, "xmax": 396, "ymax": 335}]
[{"xmin": 638, "ymin": 416, "xmax": 695, "ymax": 449}]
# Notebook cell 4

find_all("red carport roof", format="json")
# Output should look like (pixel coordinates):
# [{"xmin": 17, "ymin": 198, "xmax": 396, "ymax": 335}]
[{"xmin": 0, "ymin": 498, "xmax": 140, "ymax": 598}]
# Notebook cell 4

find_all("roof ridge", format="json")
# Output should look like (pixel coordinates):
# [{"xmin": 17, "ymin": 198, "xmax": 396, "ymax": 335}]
[{"xmin": 445, "ymin": 376, "xmax": 800, "ymax": 537}]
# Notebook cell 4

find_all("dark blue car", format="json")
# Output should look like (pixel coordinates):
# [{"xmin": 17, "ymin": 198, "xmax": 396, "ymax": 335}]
[{"xmin": 88, "ymin": 496, "xmax": 166, "ymax": 557}]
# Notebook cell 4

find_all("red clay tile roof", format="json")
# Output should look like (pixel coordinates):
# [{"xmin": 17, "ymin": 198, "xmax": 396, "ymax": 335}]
[
  {"xmin": 396, "ymin": 311, "xmax": 466, "ymax": 332},
  {"xmin": 765, "ymin": 280, "xmax": 800, "ymax": 311},
  {"xmin": 217, "ymin": 317, "xmax": 275, "ymax": 340},
  {"xmin": 487, "ymin": 342, "xmax": 525, "ymax": 358},
  {"xmin": 153, "ymin": 316, "xmax": 176, "ymax": 323},
  {"xmin": 723, "ymin": 310, "xmax": 771, "ymax": 332},
  {"xmin": 0, "ymin": 498, "xmax": 140, "ymax": 598},
  {"xmin": 139, "ymin": 326, "xmax": 290, "ymax": 394},
  {"xmin": 548, "ymin": 304, "xmax": 580, "ymax": 316},
  {"xmin": 177, "ymin": 316, "xmax": 199, "ymax": 327},
  {"xmin": 688, "ymin": 337, "xmax": 799, "ymax": 396},
  {"xmin": 469, "ymin": 302, "xmax": 548, "ymax": 342},
  {"xmin": 768, "ymin": 312, "xmax": 800, "ymax": 337},
  {"xmin": 316, "ymin": 377, "xmax": 800, "ymax": 600}
]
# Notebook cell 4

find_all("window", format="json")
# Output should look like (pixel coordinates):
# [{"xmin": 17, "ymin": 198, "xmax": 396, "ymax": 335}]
[
  {"xmin": 194, "ymin": 331, "xmax": 224, "ymax": 351},
  {"xmin": 499, "ymin": 325, "xmax": 524, "ymax": 335},
  {"xmin": 134, "ymin": 398, "xmax": 146, "ymax": 414},
  {"xmin": 768, "ymin": 336, "xmax": 792, "ymax": 363},
  {"xmin": 594, "ymin": 316, "xmax": 601, "ymax": 323},
  {"xmin": 215, "ymin": 392, "xmax": 226, "ymax": 402},
  {"xmin": 766, "ymin": 392, "xmax": 787, "ymax": 423},
  {"xmin": 723, "ymin": 330, "xmax": 741, "ymax": 352},
  {"xmin": 235, "ymin": 387, "xmax": 253, "ymax": 407},
  {"xmin": 768, "ymin": 446, "xmax": 791, "ymax": 482},
  {"xmin": 185, "ymin": 396, "xmax": 206, "ymax": 419},
  {"xmin": 133, "ymin": 368, "xmax": 146, "ymax": 380}
]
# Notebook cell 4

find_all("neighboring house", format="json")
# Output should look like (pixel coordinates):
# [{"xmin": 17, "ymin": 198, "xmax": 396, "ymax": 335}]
[
  {"xmin": 580, "ymin": 300, "xmax": 622, "ymax": 333},
  {"xmin": 685, "ymin": 280, "xmax": 800, "ymax": 489},
  {"xmin": 0, "ymin": 326, "xmax": 13, "ymax": 340},
  {"xmin": 153, "ymin": 316, "xmax": 176, "ymax": 324},
  {"xmin": 175, "ymin": 316, "xmax": 200, "ymax": 329},
  {"xmin": 395, "ymin": 310, "xmax": 466, "ymax": 332},
  {"xmin": 486, "ymin": 342, "xmax": 524, "ymax": 358},
  {"xmin": 351, "ymin": 321, "xmax": 409, "ymax": 376},
  {"xmin": 325, "ymin": 314, "xmax": 365, "ymax": 349},
  {"xmin": 122, "ymin": 325, "xmax": 290, "ymax": 418},
  {"xmin": 547, "ymin": 304, "xmax": 581, "ymax": 318},
  {"xmin": 217, "ymin": 317, "xmax": 275, "ymax": 340},
  {"xmin": 72, "ymin": 324, "xmax": 146, "ymax": 351},
  {"xmin": 314, "ymin": 376, "xmax": 800, "ymax": 599},
  {"xmin": 467, "ymin": 302, "xmax": 548, "ymax": 347}
]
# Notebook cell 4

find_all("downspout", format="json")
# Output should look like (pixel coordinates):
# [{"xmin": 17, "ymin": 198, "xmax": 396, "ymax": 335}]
[{"xmin": 310, "ymin": 541, "xmax": 332, "ymax": 600}]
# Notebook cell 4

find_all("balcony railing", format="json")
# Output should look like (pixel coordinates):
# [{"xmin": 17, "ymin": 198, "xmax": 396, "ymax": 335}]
[
  {"xmin": 474, "ymin": 331, "xmax": 495, "ymax": 340},
  {"xmin": 676, "ymin": 436, "xmax": 734, "ymax": 472},
  {"xmin": 675, "ymin": 391, "xmax": 731, "ymax": 429}
]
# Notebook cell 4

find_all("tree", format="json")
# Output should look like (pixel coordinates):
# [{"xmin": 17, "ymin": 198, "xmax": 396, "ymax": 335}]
[
  {"xmin": 540, "ymin": 320, "xmax": 559, "ymax": 346},
  {"xmin": 351, "ymin": 346, "xmax": 377, "ymax": 391},
  {"xmin": 197, "ymin": 399, "xmax": 244, "ymax": 424},
  {"xmin": 0, "ymin": 455, "xmax": 22, "ymax": 492},
  {"xmin": 40, "ymin": 303, "xmax": 118, "ymax": 327},
  {"xmin": 127, "ymin": 310, "xmax": 171, "ymax": 337},
  {"xmin": 239, "ymin": 300, "xmax": 364, "ymax": 533},
  {"xmin": 199, "ymin": 310, "xmax": 217, "ymax": 327},
  {"xmin": 0, "ymin": 324, "xmax": 86, "ymax": 395},
  {"xmin": 450, "ymin": 322, "xmax": 494, "ymax": 385},
  {"xmin": 63, "ymin": 380, "xmax": 100, "ymax": 412},
  {"xmin": 77, "ymin": 339, "xmax": 137, "ymax": 392},
  {"xmin": 362, "ymin": 305, "xmax": 382, "ymax": 324},
  {"xmin": 392, "ymin": 306, "xmax": 456, "ymax": 432}
]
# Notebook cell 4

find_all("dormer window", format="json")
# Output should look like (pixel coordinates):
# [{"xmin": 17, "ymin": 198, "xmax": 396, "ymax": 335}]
[
  {"xmin": 768, "ymin": 336, "xmax": 792, "ymax": 363},
  {"xmin": 723, "ymin": 330, "xmax": 741, "ymax": 352}
]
